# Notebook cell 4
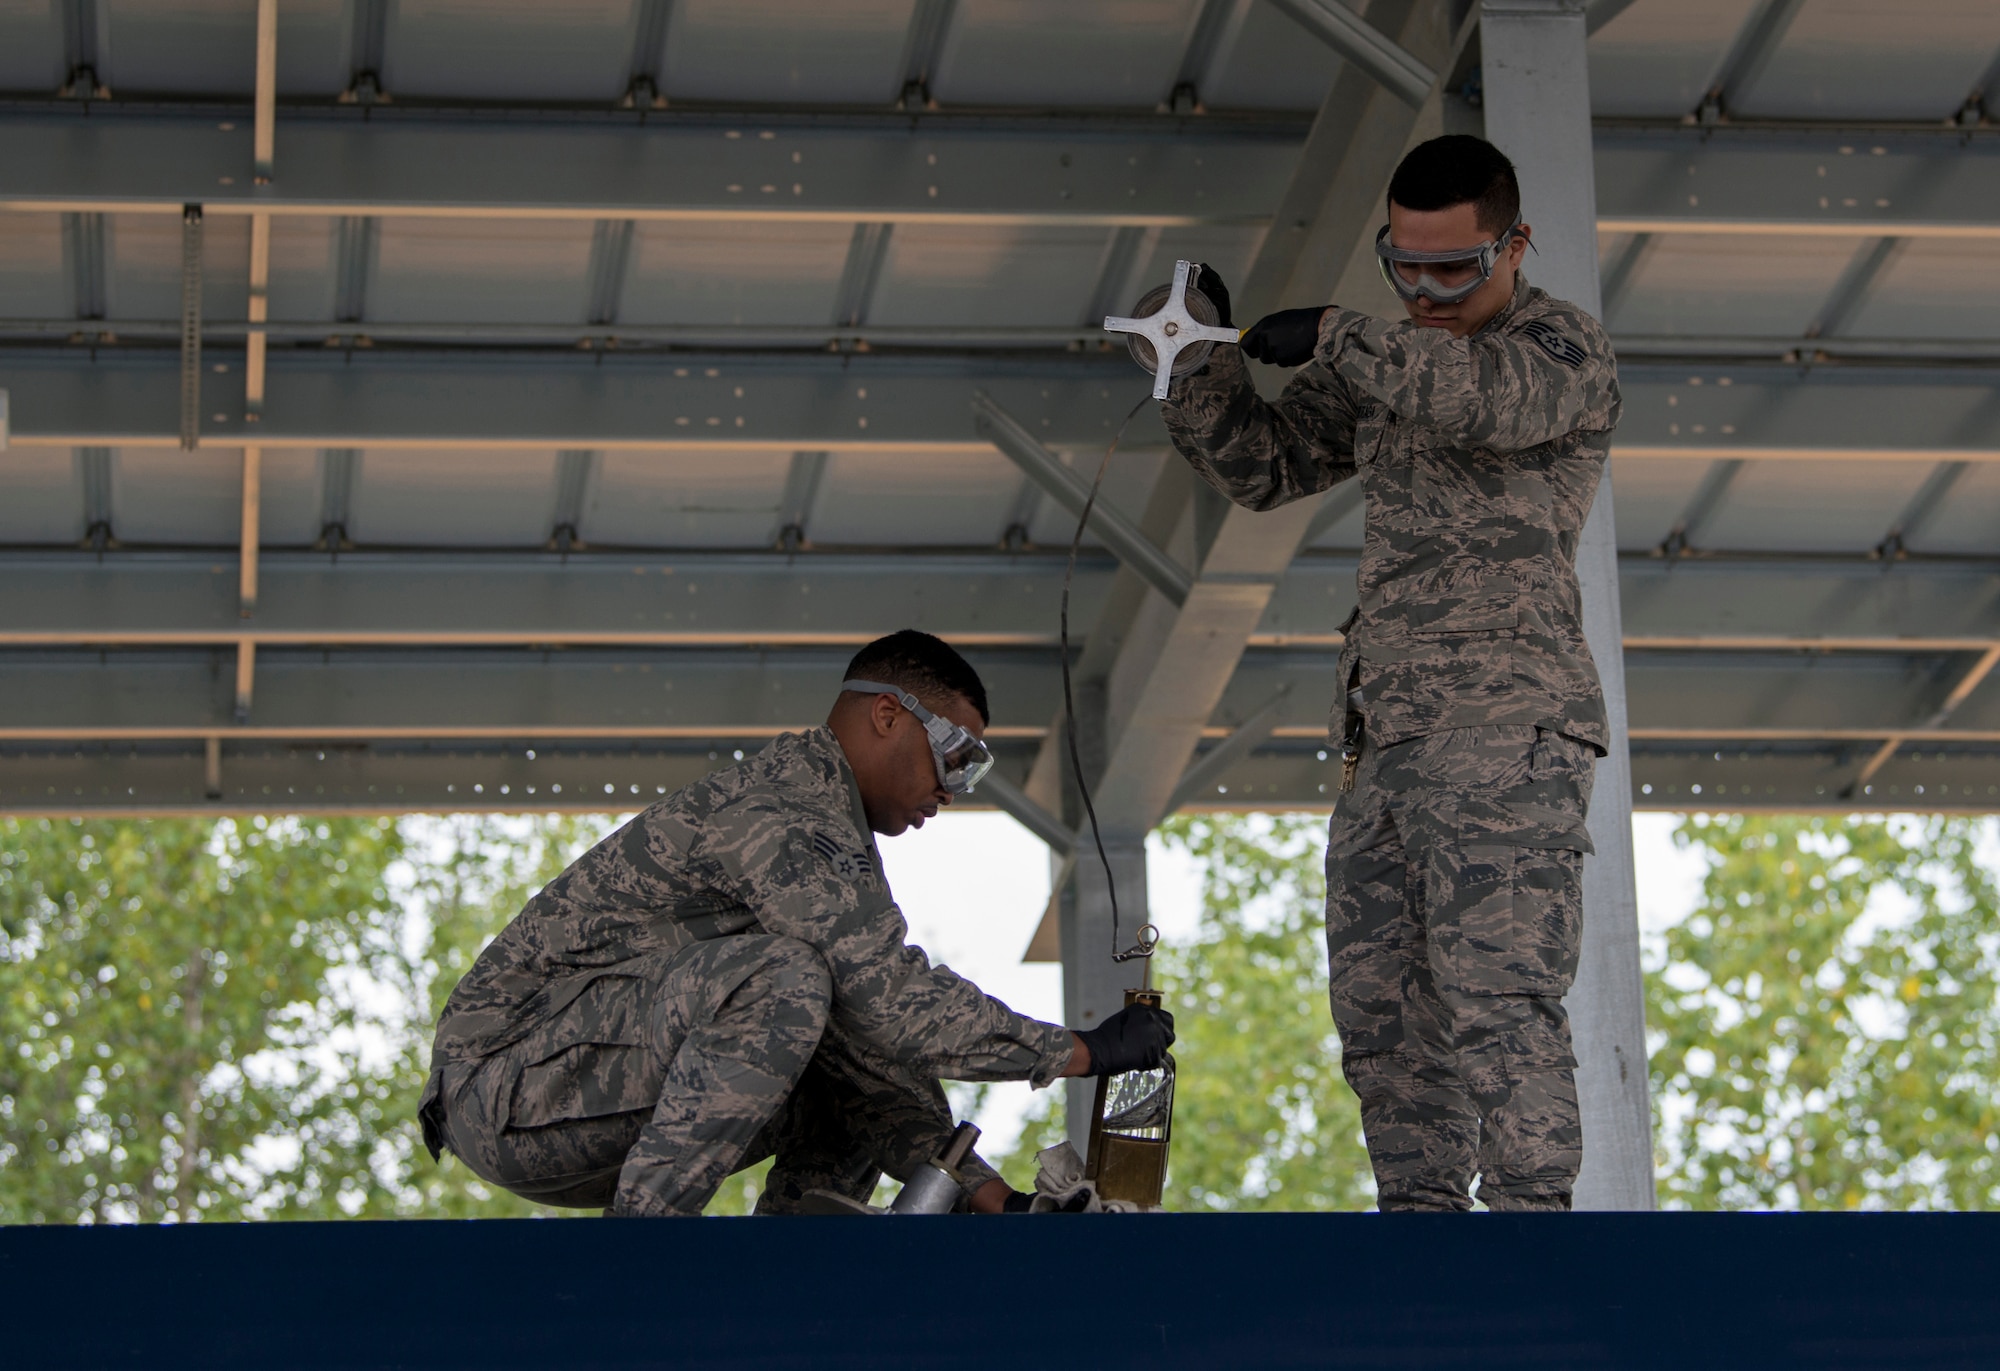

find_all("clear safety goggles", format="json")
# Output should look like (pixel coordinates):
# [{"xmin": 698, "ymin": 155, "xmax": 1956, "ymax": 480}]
[
  {"xmin": 1374, "ymin": 222, "xmax": 1526, "ymax": 305},
  {"xmin": 842, "ymin": 678, "xmax": 995, "ymax": 795}
]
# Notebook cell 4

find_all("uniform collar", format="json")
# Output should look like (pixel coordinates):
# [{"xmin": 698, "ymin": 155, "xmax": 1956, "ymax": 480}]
[
  {"xmin": 785, "ymin": 725, "xmax": 850, "ymax": 792},
  {"xmin": 1474, "ymin": 271, "xmax": 1532, "ymax": 340},
  {"xmin": 793, "ymin": 725, "xmax": 879, "ymax": 848}
]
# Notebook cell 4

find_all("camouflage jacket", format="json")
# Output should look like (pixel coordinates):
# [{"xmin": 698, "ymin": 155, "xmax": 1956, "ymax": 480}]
[
  {"xmin": 427, "ymin": 727, "xmax": 1075, "ymax": 1087},
  {"xmin": 1162, "ymin": 275, "xmax": 1620, "ymax": 752}
]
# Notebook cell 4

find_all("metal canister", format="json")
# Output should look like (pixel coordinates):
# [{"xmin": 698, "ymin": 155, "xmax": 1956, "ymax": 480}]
[{"xmin": 1083, "ymin": 987, "xmax": 1175, "ymax": 1208}]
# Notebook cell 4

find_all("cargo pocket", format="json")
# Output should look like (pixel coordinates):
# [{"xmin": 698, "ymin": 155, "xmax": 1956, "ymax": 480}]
[
  {"xmin": 1375, "ymin": 575, "xmax": 1522, "ymax": 704},
  {"xmin": 1431, "ymin": 797, "xmax": 1591, "ymax": 998},
  {"xmin": 1392, "ymin": 576, "xmax": 1521, "ymax": 637},
  {"xmin": 508, "ymin": 1040, "xmax": 660, "ymax": 1129},
  {"xmin": 1530, "ymin": 726, "xmax": 1599, "ymax": 815},
  {"xmin": 505, "ymin": 974, "xmax": 664, "ymax": 1129}
]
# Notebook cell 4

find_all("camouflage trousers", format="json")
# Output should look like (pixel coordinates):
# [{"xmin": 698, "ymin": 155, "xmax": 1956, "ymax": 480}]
[
  {"xmin": 1325, "ymin": 723, "xmax": 1595, "ymax": 1212},
  {"xmin": 434, "ymin": 935, "xmax": 996, "ymax": 1217}
]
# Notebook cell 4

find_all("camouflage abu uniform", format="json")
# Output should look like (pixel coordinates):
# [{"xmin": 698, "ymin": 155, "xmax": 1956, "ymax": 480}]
[
  {"xmin": 1162, "ymin": 275, "xmax": 1620, "ymax": 1210},
  {"xmin": 418, "ymin": 727, "xmax": 1075, "ymax": 1216}
]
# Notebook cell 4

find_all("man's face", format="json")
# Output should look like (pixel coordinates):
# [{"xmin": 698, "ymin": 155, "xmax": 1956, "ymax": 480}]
[
  {"xmin": 861, "ymin": 692, "xmax": 985, "ymax": 838},
  {"xmin": 1385, "ymin": 199, "xmax": 1530, "ymax": 339}
]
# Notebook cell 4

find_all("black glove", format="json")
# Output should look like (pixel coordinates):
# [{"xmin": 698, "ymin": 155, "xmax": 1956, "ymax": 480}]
[
  {"xmin": 1001, "ymin": 1189, "xmax": 1091, "ymax": 1213},
  {"xmin": 1240, "ymin": 307, "xmax": 1328, "ymax": 367},
  {"xmin": 1074, "ymin": 1003, "xmax": 1176, "ymax": 1077},
  {"xmin": 1193, "ymin": 264, "xmax": 1233, "ymax": 329}
]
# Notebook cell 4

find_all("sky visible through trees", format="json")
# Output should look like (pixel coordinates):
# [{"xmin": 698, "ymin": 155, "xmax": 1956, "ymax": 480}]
[{"xmin": 1, "ymin": 809, "xmax": 1994, "ymax": 1220}]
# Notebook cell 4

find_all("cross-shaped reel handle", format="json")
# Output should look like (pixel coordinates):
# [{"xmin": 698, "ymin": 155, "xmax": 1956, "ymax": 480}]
[{"xmin": 1102, "ymin": 259, "xmax": 1242, "ymax": 400}]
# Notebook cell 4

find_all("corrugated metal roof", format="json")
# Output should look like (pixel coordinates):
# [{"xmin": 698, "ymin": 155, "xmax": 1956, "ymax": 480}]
[{"xmin": 0, "ymin": 0, "xmax": 1994, "ymax": 815}]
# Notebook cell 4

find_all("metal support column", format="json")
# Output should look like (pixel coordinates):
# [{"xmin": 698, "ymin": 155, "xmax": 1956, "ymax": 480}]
[
  {"xmin": 1479, "ymin": 0, "xmax": 1655, "ymax": 1211},
  {"xmin": 236, "ymin": 0, "xmax": 277, "ymax": 724}
]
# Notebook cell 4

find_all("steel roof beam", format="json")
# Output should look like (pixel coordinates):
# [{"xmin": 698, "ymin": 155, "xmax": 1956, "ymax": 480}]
[
  {"xmin": 3, "ymin": 643, "xmax": 1998, "ymax": 743},
  {"xmin": 0, "ymin": 551, "xmax": 1115, "ymax": 649},
  {"xmin": 234, "ymin": 0, "xmax": 280, "ymax": 728},
  {"xmin": 8, "ymin": 737, "xmax": 2000, "ymax": 819},
  {"xmin": 0, "ymin": 646, "xmax": 1062, "ymax": 742},
  {"xmin": 1695, "ymin": 0, "xmax": 1806, "ymax": 124},
  {"xmin": 1803, "ymin": 236, "xmax": 1902, "ymax": 341},
  {"xmin": 11, "ymin": 317, "xmax": 2000, "ymax": 368},
  {"xmin": 10, "ymin": 736, "xmax": 1998, "ymax": 819},
  {"xmin": 1170, "ymin": 0, "xmax": 1243, "ymax": 111},
  {"xmin": 1842, "ymin": 644, "xmax": 2000, "ymax": 798},
  {"xmin": 0, "ymin": 112, "xmax": 1298, "ymax": 227},
  {"xmin": 1612, "ymin": 335, "xmax": 2000, "ymax": 363},
  {"xmin": 972, "ymin": 391, "xmax": 1193, "ymax": 607},
  {"xmin": 62, "ymin": 212, "xmax": 106, "ymax": 322},
  {"xmin": 75, "ymin": 448, "xmax": 111, "ymax": 549},
  {"xmin": 770, "ymin": 451, "xmax": 829, "ymax": 552},
  {"xmin": 1968, "ymin": 47, "xmax": 2000, "ymax": 126},
  {"xmin": 6, "ymin": 350, "xmax": 1999, "ymax": 459},
  {"xmin": 624, "ymin": 0, "xmax": 673, "ymax": 110},
  {"xmin": 1594, "ymin": 124, "xmax": 2000, "ymax": 240},
  {"xmin": 1610, "ymin": 554, "xmax": 2000, "ymax": 650},
  {"xmin": 1583, "ymin": 0, "xmax": 1642, "ymax": 36},
  {"xmin": 548, "ymin": 450, "xmax": 598, "ymax": 552},
  {"xmin": 1620, "ymin": 648, "xmax": 2000, "ymax": 742},
  {"xmin": 14, "ymin": 317, "xmax": 2000, "ymax": 367},
  {"xmin": 1654, "ymin": 457, "xmax": 1743, "ymax": 562},
  {"xmin": 315, "ymin": 449, "xmax": 357, "ymax": 550},
  {"xmin": 1265, "ymin": 0, "xmax": 1438, "ymax": 108},
  {"xmin": 583, "ymin": 220, "xmax": 637, "ymax": 326},
  {"xmin": 894, "ymin": 0, "xmax": 956, "ymax": 110},
  {"xmin": 2, "ymin": 109, "xmax": 1995, "ymax": 234},
  {"xmin": 342, "ymin": 0, "xmax": 389, "ymax": 105},
  {"xmin": 1161, "ymin": 683, "xmax": 1292, "ymax": 816},
  {"xmin": 831, "ymin": 223, "xmax": 894, "ymax": 329},
  {"xmin": 1876, "ymin": 460, "xmax": 1972, "ymax": 561},
  {"xmin": 968, "ymin": 768, "xmax": 1074, "ymax": 857},
  {"xmin": 1081, "ymin": 225, "xmax": 1157, "ymax": 332},
  {"xmin": 1593, "ymin": 230, "xmax": 1655, "ymax": 327},
  {"xmin": 331, "ymin": 216, "xmax": 374, "ymax": 324},
  {"xmin": 0, "ymin": 550, "xmax": 1992, "ymax": 652}
]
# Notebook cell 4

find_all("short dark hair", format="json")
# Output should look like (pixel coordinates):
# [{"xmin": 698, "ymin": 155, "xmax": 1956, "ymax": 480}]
[
  {"xmin": 842, "ymin": 630, "xmax": 990, "ymax": 726},
  {"xmin": 1386, "ymin": 135, "xmax": 1520, "ymax": 236}
]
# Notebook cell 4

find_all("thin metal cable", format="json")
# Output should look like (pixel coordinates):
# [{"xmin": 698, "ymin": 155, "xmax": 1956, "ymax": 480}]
[{"xmin": 1060, "ymin": 391, "xmax": 1154, "ymax": 964}]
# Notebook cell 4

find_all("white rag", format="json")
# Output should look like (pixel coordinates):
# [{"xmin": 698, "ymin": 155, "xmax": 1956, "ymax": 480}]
[{"xmin": 1028, "ymin": 1142, "xmax": 1148, "ymax": 1214}]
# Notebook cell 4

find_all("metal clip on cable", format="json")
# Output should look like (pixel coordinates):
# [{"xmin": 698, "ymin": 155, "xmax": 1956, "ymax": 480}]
[{"xmin": 1112, "ymin": 922, "xmax": 1159, "ymax": 965}]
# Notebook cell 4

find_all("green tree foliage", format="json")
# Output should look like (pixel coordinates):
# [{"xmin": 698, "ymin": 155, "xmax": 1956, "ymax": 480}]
[
  {"xmin": 0, "ymin": 812, "xmax": 612, "ymax": 1223},
  {"xmin": 0, "ymin": 815, "xmax": 404, "ymax": 1222},
  {"xmin": 1650, "ymin": 814, "xmax": 2000, "ymax": 1210},
  {"xmin": 996, "ymin": 814, "xmax": 1375, "ymax": 1210},
  {"xmin": 351, "ymin": 812, "xmax": 613, "ymax": 1219}
]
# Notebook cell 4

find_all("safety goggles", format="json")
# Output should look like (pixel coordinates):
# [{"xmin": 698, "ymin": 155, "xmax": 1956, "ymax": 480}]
[
  {"xmin": 1374, "ymin": 221, "xmax": 1526, "ymax": 305},
  {"xmin": 842, "ymin": 679, "xmax": 995, "ymax": 795}
]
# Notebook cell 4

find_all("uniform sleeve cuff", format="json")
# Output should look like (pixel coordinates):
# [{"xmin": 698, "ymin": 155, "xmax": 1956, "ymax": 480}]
[
  {"xmin": 1315, "ymin": 306, "xmax": 1363, "ymax": 363},
  {"xmin": 1028, "ymin": 1021, "xmax": 1077, "ymax": 1090},
  {"xmin": 957, "ymin": 1150, "xmax": 1003, "ymax": 1197}
]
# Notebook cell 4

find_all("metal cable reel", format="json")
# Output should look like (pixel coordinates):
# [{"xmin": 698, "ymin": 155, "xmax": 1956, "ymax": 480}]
[{"xmin": 1103, "ymin": 258, "xmax": 1242, "ymax": 399}]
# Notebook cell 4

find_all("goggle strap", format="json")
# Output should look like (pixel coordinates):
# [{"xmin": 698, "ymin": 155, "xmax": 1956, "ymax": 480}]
[
  {"xmin": 1374, "ymin": 221, "xmax": 1523, "ymax": 266},
  {"xmin": 842, "ymin": 678, "xmax": 922, "ymax": 714}
]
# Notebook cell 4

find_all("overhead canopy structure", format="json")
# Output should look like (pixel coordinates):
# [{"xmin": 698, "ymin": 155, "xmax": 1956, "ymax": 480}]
[{"xmin": 0, "ymin": 0, "xmax": 1996, "ymax": 827}]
